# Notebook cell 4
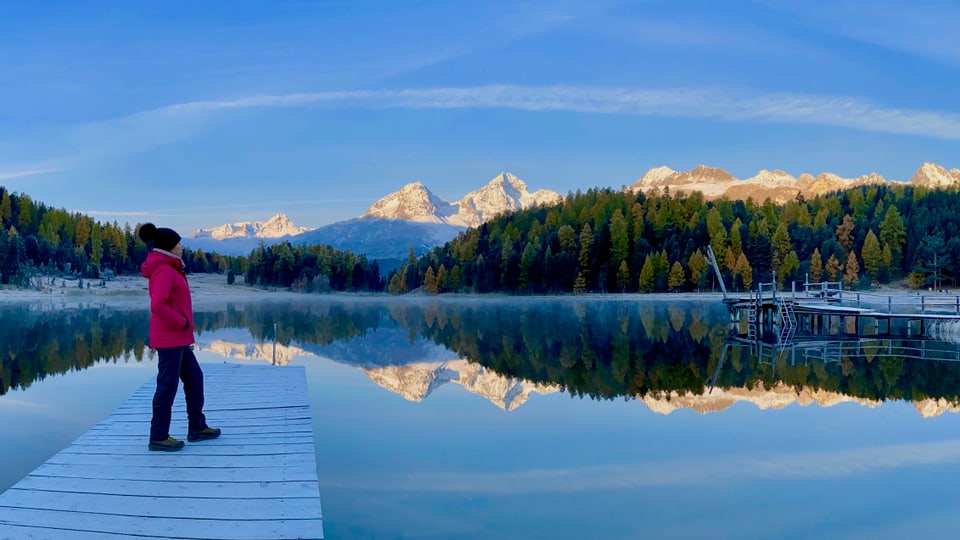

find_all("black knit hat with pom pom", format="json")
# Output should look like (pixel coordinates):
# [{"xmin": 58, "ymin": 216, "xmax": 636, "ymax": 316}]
[{"xmin": 138, "ymin": 223, "xmax": 181, "ymax": 252}]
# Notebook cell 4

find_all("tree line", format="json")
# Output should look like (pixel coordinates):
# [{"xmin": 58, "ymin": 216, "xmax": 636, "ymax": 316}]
[
  {"xmin": 4, "ymin": 181, "xmax": 959, "ymax": 295},
  {"xmin": 0, "ymin": 186, "xmax": 382, "ymax": 293},
  {"xmin": 391, "ymin": 183, "xmax": 956, "ymax": 294}
]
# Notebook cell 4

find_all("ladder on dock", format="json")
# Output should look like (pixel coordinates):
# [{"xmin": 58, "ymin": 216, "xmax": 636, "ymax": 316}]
[
  {"xmin": 777, "ymin": 299, "xmax": 797, "ymax": 345},
  {"xmin": 747, "ymin": 304, "xmax": 758, "ymax": 341}
]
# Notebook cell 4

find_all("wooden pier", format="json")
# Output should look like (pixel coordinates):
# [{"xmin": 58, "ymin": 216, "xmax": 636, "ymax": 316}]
[
  {"xmin": 724, "ymin": 281, "xmax": 960, "ymax": 345},
  {"xmin": 0, "ymin": 363, "xmax": 324, "ymax": 540}
]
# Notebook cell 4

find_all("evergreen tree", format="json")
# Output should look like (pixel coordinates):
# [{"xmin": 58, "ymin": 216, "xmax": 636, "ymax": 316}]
[
  {"xmin": 436, "ymin": 264, "xmax": 448, "ymax": 292},
  {"xmin": 0, "ymin": 189, "xmax": 10, "ymax": 226},
  {"xmin": 836, "ymin": 214, "xmax": 855, "ymax": 252},
  {"xmin": 771, "ymin": 221, "xmax": 792, "ymax": 278},
  {"xmin": 577, "ymin": 223, "xmax": 594, "ymax": 289},
  {"xmin": 638, "ymin": 256, "xmax": 656, "ymax": 293},
  {"xmin": 667, "ymin": 261, "xmax": 685, "ymax": 291},
  {"xmin": 843, "ymin": 251, "xmax": 860, "ymax": 288},
  {"xmin": 826, "ymin": 254, "xmax": 841, "ymax": 281},
  {"xmin": 687, "ymin": 249, "xmax": 708, "ymax": 291},
  {"xmin": 861, "ymin": 229, "xmax": 883, "ymax": 280},
  {"xmin": 449, "ymin": 265, "xmax": 463, "ymax": 292},
  {"xmin": 609, "ymin": 209, "xmax": 629, "ymax": 271},
  {"xmin": 879, "ymin": 205, "xmax": 906, "ymax": 272},
  {"xmin": 424, "ymin": 266, "xmax": 438, "ymax": 295},
  {"xmin": 734, "ymin": 252, "xmax": 753, "ymax": 291},
  {"xmin": 706, "ymin": 207, "xmax": 727, "ymax": 253},
  {"xmin": 809, "ymin": 248, "xmax": 823, "ymax": 283},
  {"xmin": 616, "ymin": 260, "xmax": 630, "ymax": 292}
]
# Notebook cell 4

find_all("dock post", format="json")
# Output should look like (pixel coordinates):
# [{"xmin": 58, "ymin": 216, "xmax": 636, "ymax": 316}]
[{"xmin": 888, "ymin": 296, "xmax": 892, "ymax": 314}]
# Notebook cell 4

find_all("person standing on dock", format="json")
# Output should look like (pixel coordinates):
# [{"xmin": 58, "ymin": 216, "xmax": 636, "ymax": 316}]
[{"xmin": 138, "ymin": 223, "xmax": 221, "ymax": 452}]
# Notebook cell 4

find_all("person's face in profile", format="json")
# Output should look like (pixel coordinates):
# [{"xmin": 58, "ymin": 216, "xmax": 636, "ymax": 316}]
[{"xmin": 172, "ymin": 243, "xmax": 184, "ymax": 258}]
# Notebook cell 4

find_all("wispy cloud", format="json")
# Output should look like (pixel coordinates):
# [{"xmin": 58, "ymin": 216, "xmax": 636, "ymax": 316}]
[
  {"xmin": 0, "ymin": 168, "xmax": 62, "ymax": 181},
  {"xmin": 24, "ymin": 83, "xmax": 960, "ymax": 173},
  {"xmin": 143, "ymin": 85, "xmax": 960, "ymax": 140},
  {"xmin": 330, "ymin": 439, "xmax": 960, "ymax": 493}
]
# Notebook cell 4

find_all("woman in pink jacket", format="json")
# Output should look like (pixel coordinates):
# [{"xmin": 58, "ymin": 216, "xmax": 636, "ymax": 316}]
[{"xmin": 139, "ymin": 223, "xmax": 220, "ymax": 452}]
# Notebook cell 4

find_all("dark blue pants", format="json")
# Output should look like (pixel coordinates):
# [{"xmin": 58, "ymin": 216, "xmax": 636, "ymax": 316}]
[{"xmin": 150, "ymin": 346, "xmax": 208, "ymax": 442}]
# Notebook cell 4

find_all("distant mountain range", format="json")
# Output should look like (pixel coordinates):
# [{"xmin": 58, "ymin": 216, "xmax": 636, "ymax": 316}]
[
  {"xmin": 627, "ymin": 161, "xmax": 960, "ymax": 203},
  {"xmin": 182, "ymin": 172, "xmax": 562, "ymax": 258},
  {"xmin": 183, "ymin": 162, "xmax": 958, "ymax": 259}
]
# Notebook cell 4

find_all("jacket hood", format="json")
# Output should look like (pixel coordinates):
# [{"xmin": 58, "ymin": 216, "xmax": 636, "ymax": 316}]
[{"xmin": 141, "ymin": 250, "xmax": 184, "ymax": 279}]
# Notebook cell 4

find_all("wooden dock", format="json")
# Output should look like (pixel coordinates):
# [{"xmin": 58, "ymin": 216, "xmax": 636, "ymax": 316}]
[
  {"xmin": 722, "ymin": 280, "xmax": 960, "ymax": 345},
  {"xmin": 0, "ymin": 363, "xmax": 324, "ymax": 540}
]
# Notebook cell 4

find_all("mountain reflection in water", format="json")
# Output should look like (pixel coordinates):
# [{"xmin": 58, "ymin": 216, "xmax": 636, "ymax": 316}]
[{"xmin": 4, "ymin": 298, "xmax": 960, "ymax": 416}]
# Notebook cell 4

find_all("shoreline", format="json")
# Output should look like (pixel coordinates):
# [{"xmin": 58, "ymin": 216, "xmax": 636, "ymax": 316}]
[{"xmin": 0, "ymin": 273, "xmax": 951, "ymax": 306}]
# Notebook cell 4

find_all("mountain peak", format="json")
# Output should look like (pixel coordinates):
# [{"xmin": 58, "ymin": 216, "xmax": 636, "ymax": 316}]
[
  {"xmin": 362, "ymin": 181, "xmax": 454, "ymax": 223},
  {"xmin": 744, "ymin": 169, "xmax": 797, "ymax": 186},
  {"xmin": 912, "ymin": 162, "xmax": 960, "ymax": 188},
  {"xmin": 488, "ymin": 172, "xmax": 527, "ymax": 192},
  {"xmin": 192, "ymin": 213, "xmax": 313, "ymax": 240},
  {"xmin": 362, "ymin": 173, "xmax": 561, "ymax": 229}
]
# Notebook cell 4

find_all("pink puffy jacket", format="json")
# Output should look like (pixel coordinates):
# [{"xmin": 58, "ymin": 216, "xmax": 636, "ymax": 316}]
[{"xmin": 141, "ymin": 251, "xmax": 195, "ymax": 348}]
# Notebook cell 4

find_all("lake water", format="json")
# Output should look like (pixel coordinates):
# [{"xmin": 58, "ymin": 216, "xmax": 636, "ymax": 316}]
[{"xmin": 3, "ymin": 296, "xmax": 960, "ymax": 539}]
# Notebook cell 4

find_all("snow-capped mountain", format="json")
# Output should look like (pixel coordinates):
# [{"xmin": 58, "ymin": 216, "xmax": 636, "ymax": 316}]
[
  {"xmin": 911, "ymin": 162, "xmax": 960, "ymax": 188},
  {"xmin": 192, "ymin": 212, "xmax": 313, "ymax": 240},
  {"xmin": 194, "ymin": 328, "xmax": 556, "ymax": 410},
  {"xmin": 363, "ymin": 172, "xmax": 563, "ymax": 228},
  {"xmin": 361, "ymin": 360, "xmax": 559, "ymax": 411},
  {"xmin": 628, "ymin": 163, "xmax": 959, "ymax": 203},
  {"xmin": 196, "ymin": 339, "xmax": 307, "ymax": 366},
  {"xmin": 361, "ymin": 181, "xmax": 458, "ymax": 223},
  {"xmin": 632, "ymin": 165, "xmax": 735, "ymax": 198}
]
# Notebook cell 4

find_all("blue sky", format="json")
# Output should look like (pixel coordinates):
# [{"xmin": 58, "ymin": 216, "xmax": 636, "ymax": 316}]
[{"xmin": 1, "ymin": 0, "xmax": 958, "ymax": 235}]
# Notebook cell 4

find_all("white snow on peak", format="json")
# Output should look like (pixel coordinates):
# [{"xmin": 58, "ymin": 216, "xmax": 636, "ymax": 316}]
[
  {"xmin": 744, "ymin": 169, "xmax": 797, "ymax": 186},
  {"xmin": 361, "ymin": 172, "xmax": 562, "ymax": 229},
  {"xmin": 362, "ymin": 181, "xmax": 457, "ymax": 223},
  {"xmin": 641, "ymin": 382, "xmax": 882, "ymax": 415},
  {"xmin": 195, "ymin": 339, "xmax": 308, "ymax": 366},
  {"xmin": 361, "ymin": 359, "xmax": 559, "ymax": 411},
  {"xmin": 912, "ymin": 162, "xmax": 960, "ymax": 188},
  {"xmin": 192, "ymin": 212, "xmax": 313, "ymax": 240},
  {"xmin": 635, "ymin": 165, "xmax": 678, "ymax": 187}
]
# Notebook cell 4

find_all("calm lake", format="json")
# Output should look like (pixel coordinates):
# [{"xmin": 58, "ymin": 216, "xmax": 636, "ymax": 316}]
[{"xmin": 3, "ymin": 296, "xmax": 960, "ymax": 539}]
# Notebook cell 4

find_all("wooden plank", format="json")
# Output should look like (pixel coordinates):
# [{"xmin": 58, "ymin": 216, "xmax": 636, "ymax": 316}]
[
  {"xmin": 0, "ymin": 363, "xmax": 323, "ymax": 539},
  {"xmin": 45, "ymin": 452, "xmax": 315, "ymax": 468},
  {"xmin": 69, "ymin": 435, "xmax": 316, "ymax": 447},
  {"xmin": 10, "ymin": 476, "xmax": 321, "ymax": 499},
  {"xmin": 0, "ymin": 508, "xmax": 324, "ymax": 540},
  {"xmin": 83, "ymin": 421, "xmax": 313, "ymax": 437},
  {"xmin": 108, "ymin": 405, "xmax": 311, "ymax": 418},
  {"xmin": 30, "ymin": 463, "xmax": 318, "ymax": 483},
  {"xmin": 63, "ymin": 441, "xmax": 316, "ymax": 454},
  {"xmin": 0, "ymin": 524, "xmax": 133, "ymax": 540},
  {"xmin": 0, "ymin": 490, "xmax": 323, "ymax": 521}
]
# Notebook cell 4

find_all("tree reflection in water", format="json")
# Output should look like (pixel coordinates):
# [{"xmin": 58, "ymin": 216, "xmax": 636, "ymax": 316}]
[{"xmin": 4, "ymin": 299, "xmax": 960, "ymax": 411}]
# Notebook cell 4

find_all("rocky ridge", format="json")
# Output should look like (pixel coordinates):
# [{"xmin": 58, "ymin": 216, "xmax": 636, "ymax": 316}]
[
  {"xmin": 192, "ymin": 212, "xmax": 313, "ymax": 240},
  {"xmin": 629, "ymin": 162, "xmax": 958, "ymax": 203},
  {"xmin": 362, "ymin": 172, "xmax": 563, "ymax": 228}
]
